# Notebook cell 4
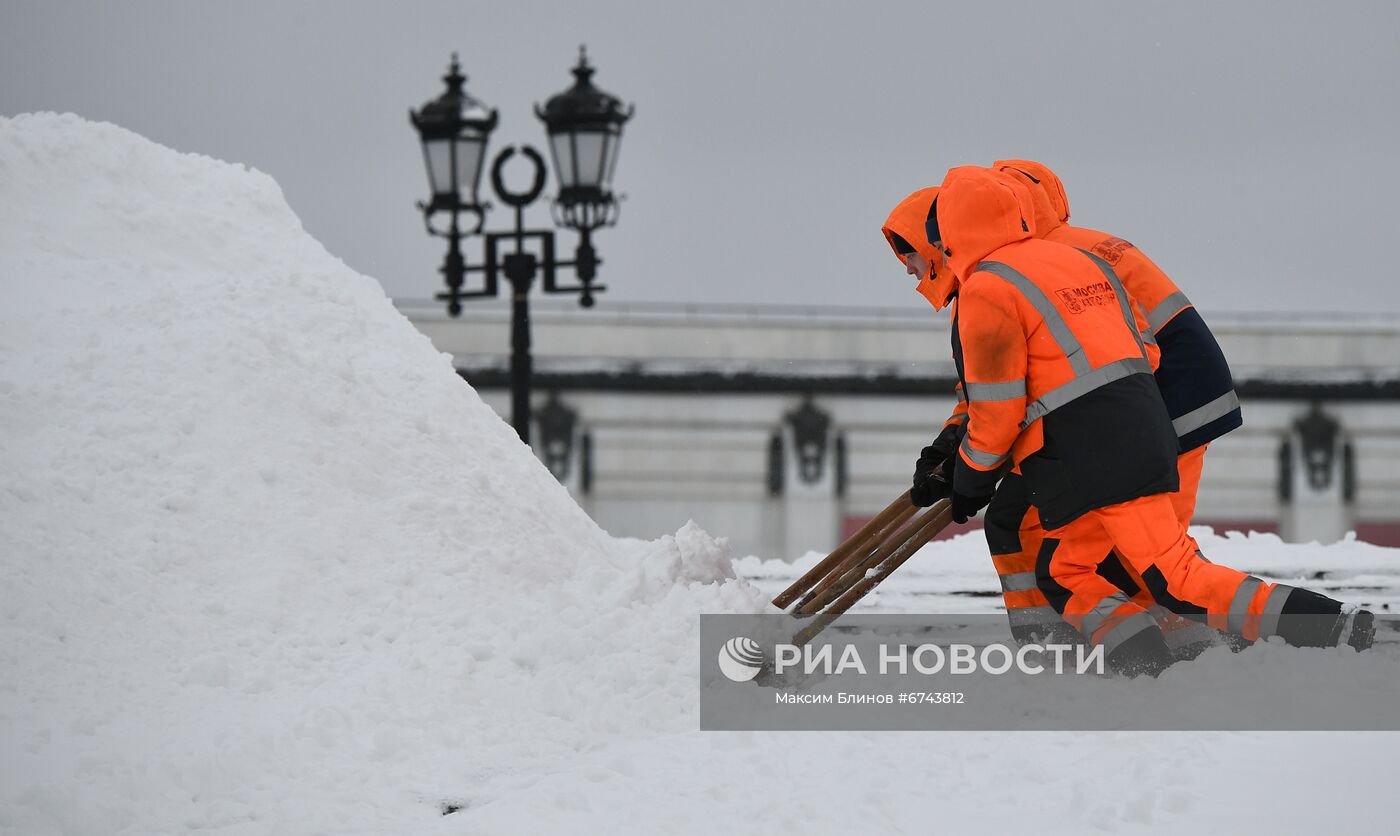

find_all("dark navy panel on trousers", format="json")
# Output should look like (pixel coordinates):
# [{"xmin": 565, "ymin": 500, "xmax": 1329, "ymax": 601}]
[
  {"xmin": 1034, "ymin": 538, "xmax": 1074, "ymax": 614},
  {"xmin": 984, "ymin": 474, "xmax": 1030, "ymax": 556}
]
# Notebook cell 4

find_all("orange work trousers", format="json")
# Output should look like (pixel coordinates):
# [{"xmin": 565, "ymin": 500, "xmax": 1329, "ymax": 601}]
[
  {"xmin": 990, "ymin": 447, "xmax": 1205, "ymax": 632},
  {"xmin": 1040, "ymin": 493, "xmax": 1292, "ymax": 656},
  {"xmin": 988, "ymin": 445, "xmax": 1296, "ymax": 656},
  {"xmin": 1096, "ymin": 444, "xmax": 1207, "ymax": 613}
]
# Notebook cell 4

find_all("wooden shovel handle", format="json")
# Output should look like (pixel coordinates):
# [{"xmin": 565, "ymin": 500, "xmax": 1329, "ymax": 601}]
[
  {"xmin": 796, "ymin": 500, "xmax": 920, "ymax": 614},
  {"xmin": 791, "ymin": 501, "xmax": 954, "ymax": 647},
  {"xmin": 770, "ymin": 489, "xmax": 913, "ymax": 610}
]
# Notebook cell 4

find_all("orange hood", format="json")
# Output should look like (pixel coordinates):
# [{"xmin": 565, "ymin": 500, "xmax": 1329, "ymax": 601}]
[
  {"xmin": 935, "ymin": 166, "xmax": 1037, "ymax": 281},
  {"xmin": 992, "ymin": 159, "xmax": 1069, "ymax": 229},
  {"xmin": 881, "ymin": 186, "xmax": 957, "ymax": 310}
]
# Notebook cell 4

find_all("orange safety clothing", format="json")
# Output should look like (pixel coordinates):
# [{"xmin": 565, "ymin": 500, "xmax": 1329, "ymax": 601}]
[
  {"xmin": 974, "ymin": 162, "xmax": 1230, "ymax": 648},
  {"xmin": 881, "ymin": 187, "xmax": 958, "ymax": 311},
  {"xmin": 936, "ymin": 166, "xmax": 1178, "ymax": 528},
  {"xmin": 972, "ymin": 162, "xmax": 1226, "ymax": 644},
  {"xmin": 1041, "ymin": 493, "xmax": 1350, "ymax": 650},
  {"xmin": 990, "ymin": 471, "xmax": 1352, "ymax": 659},
  {"xmin": 987, "ymin": 445, "xmax": 1206, "ymax": 646},
  {"xmin": 879, "ymin": 171, "xmax": 1256, "ymax": 664},
  {"xmin": 992, "ymin": 160, "xmax": 1241, "ymax": 453},
  {"xmin": 932, "ymin": 165, "xmax": 1354, "ymax": 662},
  {"xmin": 1169, "ymin": 444, "xmax": 1206, "ymax": 528}
]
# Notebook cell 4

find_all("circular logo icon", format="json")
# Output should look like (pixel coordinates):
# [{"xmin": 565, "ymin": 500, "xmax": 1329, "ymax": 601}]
[{"xmin": 718, "ymin": 636, "xmax": 765, "ymax": 682}]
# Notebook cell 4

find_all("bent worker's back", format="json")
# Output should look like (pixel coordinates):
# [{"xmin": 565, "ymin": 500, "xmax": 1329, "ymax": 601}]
[
  {"xmin": 940, "ymin": 169, "xmax": 1178, "ymax": 529},
  {"xmin": 992, "ymin": 159, "xmax": 1241, "ymax": 454}
]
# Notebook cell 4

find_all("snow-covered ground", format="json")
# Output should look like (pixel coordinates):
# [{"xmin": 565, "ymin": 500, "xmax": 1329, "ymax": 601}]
[
  {"xmin": 738, "ymin": 528, "xmax": 1400, "ymax": 616},
  {"xmin": 1, "ymin": 113, "xmax": 1397, "ymax": 835}
]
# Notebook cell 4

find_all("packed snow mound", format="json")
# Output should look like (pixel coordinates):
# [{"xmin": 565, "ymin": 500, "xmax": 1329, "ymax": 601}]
[
  {"xmin": 3, "ymin": 114, "xmax": 1398, "ymax": 836},
  {"xmin": 0, "ymin": 113, "xmax": 767, "ymax": 834}
]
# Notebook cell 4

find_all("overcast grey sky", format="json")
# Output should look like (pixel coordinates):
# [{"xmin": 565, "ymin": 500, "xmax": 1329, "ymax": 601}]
[{"xmin": 3, "ymin": 0, "xmax": 1398, "ymax": 315}]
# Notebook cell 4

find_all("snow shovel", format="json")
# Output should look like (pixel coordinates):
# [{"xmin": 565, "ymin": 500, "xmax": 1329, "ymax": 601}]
[
  {"xmin": 771, "ymin": 462, "xmax": 955, "ymax": 647},
  {"xmin": 788, "ymin": 499, "xmax": 953, "ymax": 647}
]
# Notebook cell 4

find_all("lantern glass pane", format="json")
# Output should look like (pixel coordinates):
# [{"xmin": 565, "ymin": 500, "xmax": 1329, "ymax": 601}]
[
  {"xmin": 602, "ymin": 131, "xmax": 623, "ymax": 188},
  {"xmin": 423, "ymin": 138, "xmax": 454, "ymax": 196},
  {"xmin": 455, "ymin": 135, "xmax": 485, "ymax": 198},
  {"xmin": 574, "ymin": 130, "xmax": 607, "ymax": 188},
  {"xmin": 550, "ymin": 133, "xmax": 576, "ymax": 187}
]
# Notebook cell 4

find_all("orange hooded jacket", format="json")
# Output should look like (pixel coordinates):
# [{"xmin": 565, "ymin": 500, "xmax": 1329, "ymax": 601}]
[
  {"xmin": 882, "ymin": 186, "xmax": 976, "ymax": 432},
  {"xmin": 992, "ymin": 159, "xmax": 1185, "ymax": 335},
  {"xmin": 881, "ymin": 187, "xmax": 957, "ymax": 311},
  {"xmin": 992, "ymin": 159, "xmax": 1241, "ymax": 452},
  {"xmin": 882, "ymin": 172, "xmax": 1159, "ymax": 438},
  {"xmin": 937, "ymin": 166, "xmax": 1177, "ymax": 527}
]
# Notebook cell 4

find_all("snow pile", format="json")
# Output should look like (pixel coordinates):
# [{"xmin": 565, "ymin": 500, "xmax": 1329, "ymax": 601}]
[
  {"xmin": 2, "ymin": 114, "xmax": 1397, "ymax": 836},
  {"xmin": 0, "ymin": 113, "xmax": 765, "ymax": 834}
]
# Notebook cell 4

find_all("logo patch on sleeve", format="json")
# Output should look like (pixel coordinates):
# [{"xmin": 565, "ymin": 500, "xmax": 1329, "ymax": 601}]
[{"xmin": 1090, "ymin": 237, "xmax": 1135, "ymax": 265}]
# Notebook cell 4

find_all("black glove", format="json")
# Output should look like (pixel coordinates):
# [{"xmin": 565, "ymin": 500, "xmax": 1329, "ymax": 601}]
[
  {"xmin": 951, "ymin": 490, "xmax": 992, "ymax": 524},
  {"xmin": 912, "ymin": 466, "xmax": 953, "ymax": 508},
  {"xmin": 911, "ymin": 424, "xmax": 963, "ymax": 507}
]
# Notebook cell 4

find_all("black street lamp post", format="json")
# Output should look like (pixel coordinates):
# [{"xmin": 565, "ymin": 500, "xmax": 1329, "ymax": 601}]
[{"xmin": 411, "ymin": 48, "xmax": 633, "ymax": 446}]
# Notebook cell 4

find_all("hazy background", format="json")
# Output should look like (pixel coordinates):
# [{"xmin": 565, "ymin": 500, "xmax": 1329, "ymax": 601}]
[{"xmin": 3, "ymin": 0, "xmax": 1398, "ymax": 314}]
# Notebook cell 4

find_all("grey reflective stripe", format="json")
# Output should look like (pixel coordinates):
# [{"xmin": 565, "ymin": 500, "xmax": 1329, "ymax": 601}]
[
  {"xmin": 1146, "ymin": 291, "xmax": 1192, "ymax": 333},
  {"xmin": 1080, "ymin": 250, "xmax": 1148, "ymax": 362},
  {"xmin": 1160, "ymin": 618, "xmax": 1219, "ymax": 653},
  {"xmin": 1172, "ymin": 391, "xmax": 1241, "ymax": 437},
  {"xmin": 1099, "ymin": 611, "xmax": 1159, "ymax": 656},
  {"xmin": 947, "ymin": 412, "xmax": 969, "ymax": 426},
  {"xmin": 999, "ymin": 572, "xmax": 1038, "ymax": 593},
  {"xmin": 975, "ymin": 260, "xmax": 1155, "ymax": 429},
  {"xmin": 1227, "ymin": 576, "xmax": 1265, "ymax": 635},
  {"xmin": 956, "ymin": 385, "xmax": 967, "ymax": 403},
  {"xmin": 1081, "ymin": 592, "xmax": 1133, "ymax": 640},
  {"xmin": 1021, "ymin": 357, "xmax": 1153, "ymax": 428},
  {"xmin": 1007, "ymin": 605, "xmax": 1061, "ymax": 627},
  {"xmin": 959, "ymin": 434, "xmax": 1007, "ymax": 468},
  {"xmin": 965, "ymin": 379, "xmax": 1026, "ymax": 402},
  {"xmin": 976, "ymin": 261, "xmax": 1091, "ymax": 376},
  {"xmin": 1258, "ymin": 584, "xmax": 1295, "ymax": 639}
]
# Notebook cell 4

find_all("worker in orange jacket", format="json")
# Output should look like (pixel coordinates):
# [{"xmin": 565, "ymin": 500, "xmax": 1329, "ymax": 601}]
[
  {"xmin": 889, "ymin": 174, "xmax": 1247, "ymax": 654},
  {"xmin": 883, "ymin": 167, "xmax": 1372, "ymax": 673},
  {"xmin": 977, "ymin": 159, "xmax": 1243, "ymax": 639},
  {"xmin": 884, "ymin": 181, "xmax": 1159, "ymax": 652}
]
